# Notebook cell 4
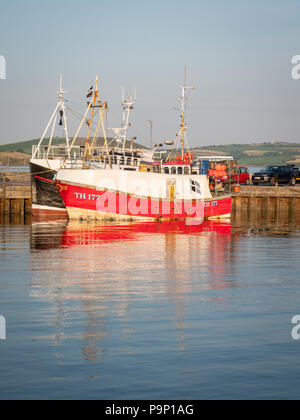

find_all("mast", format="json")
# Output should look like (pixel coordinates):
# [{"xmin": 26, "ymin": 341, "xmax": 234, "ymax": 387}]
[
  {"xmin": 108, "ymin": 88, "xmax": 137, "ymax": 152},
  {"xmin": 62, "ymin": 76, "xmax": 111, "ymax": 169},
  {"xmin": 58, "ymin": 74, "xmax": 70, "ymax": 156},
  {"xmin": 121, "ymin": 88, "xmax": 136, "ymax": 151},
  {"xmin": 33, "ymin": 74, "xmax": 70, "ymax": 159},
  {"xmin": 82, "ymin": 76, "xmax": 99, "ymax": 166},
  {"xmin": 177, "ymin": 66, "xmax": 196, "ymax": 159}
]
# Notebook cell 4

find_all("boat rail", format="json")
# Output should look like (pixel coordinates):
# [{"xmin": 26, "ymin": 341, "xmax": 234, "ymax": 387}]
[{"xmin": 31, "ymin": 145, "xmax": 107, "ymax": 160}]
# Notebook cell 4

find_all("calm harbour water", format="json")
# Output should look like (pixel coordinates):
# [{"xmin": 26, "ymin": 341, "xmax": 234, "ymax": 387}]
[{"xmin": 1, "ymin": 213, "xmax": 300, "ymax": 400}]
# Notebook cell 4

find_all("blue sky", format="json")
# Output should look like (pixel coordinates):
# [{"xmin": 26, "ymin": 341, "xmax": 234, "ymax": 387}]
[{"xmin": 1, "ymin": 0, "xmax": 300, "ymax": 147}]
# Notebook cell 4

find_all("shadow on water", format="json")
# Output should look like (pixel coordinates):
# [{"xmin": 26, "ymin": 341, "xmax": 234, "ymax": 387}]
[{"xmin": 232, "ymin": 210, "xmax": 300, "ymax": 237}]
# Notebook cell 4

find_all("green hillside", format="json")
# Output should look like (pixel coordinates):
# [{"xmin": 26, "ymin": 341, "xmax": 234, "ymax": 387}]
[
  {"xmin": 1, "ymin": 138, "xmax": 300, "ymax": 167},
  {"xmin": 0, "ymin": 137, "xmax": 149, "ymax": 155},
  {"xmin": 0, "ymin": 138, "xmax": 65, "ymax": 155},
  {"xmin": 192, "ymin": 142, "xmax": 300, "ymax": 167}
]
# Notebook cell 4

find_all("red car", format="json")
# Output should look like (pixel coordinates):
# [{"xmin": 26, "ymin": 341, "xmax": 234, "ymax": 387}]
[{"xmin": 231, "ymin": 167, "xmax": 250, "ymax": 185}]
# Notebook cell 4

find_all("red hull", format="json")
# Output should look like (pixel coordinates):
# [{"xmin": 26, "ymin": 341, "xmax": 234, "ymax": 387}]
[{"xmin": 56, "ymin": 182, "xmax": 232, "ymax": 221}]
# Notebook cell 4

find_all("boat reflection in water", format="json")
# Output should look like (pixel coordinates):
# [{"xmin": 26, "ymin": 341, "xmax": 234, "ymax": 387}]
[{"xmin": 29, "ymin": 219, "xmax": 233, "ymax": 361}]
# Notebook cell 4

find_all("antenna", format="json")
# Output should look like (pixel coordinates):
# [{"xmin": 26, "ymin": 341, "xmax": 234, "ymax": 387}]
[
  {"xmin": 147, "ymin": 120, "xmax": 153, "ymax": 150},
  {"xmin": 58, "ymin": 74, "xmax": 64, "ymax": 100}
]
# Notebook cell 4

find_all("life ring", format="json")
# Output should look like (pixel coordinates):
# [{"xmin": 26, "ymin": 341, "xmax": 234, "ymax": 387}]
[{"xmin": 184, "ymin": 152, "xmax": 193, "ymax": 163}]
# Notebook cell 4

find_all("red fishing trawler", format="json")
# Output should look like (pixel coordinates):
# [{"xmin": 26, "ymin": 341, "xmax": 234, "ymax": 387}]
[{"xmin": 55, "ymin": 73, "xmax": 233, "ymax": 222}]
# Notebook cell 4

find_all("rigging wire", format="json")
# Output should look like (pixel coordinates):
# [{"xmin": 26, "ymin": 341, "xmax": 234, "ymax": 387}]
[
  {"xmin": 66, "ymin": 99, "xmax": 149, "ymax": 148},
  {"xmin": 66, "ymin": 105, "xmax": 102, "ymax": 136}
]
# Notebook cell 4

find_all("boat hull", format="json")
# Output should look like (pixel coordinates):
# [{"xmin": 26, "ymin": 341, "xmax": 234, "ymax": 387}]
[
  {"xmin": 30, "ymin": 161, "xmax": 67, "ymax": 218},
  {"xmin": 55, "ymin": 180, "xmax": 231, "ymax": 222}
]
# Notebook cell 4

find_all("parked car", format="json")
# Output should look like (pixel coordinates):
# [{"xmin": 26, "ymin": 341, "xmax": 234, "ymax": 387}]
[
  {"xmin": 230, "ymin": 167, "xmax": 251, "ymax": 185},
  {"xmin": 252, "ymin": 166, "xmax": 299, "ymax": 186}
]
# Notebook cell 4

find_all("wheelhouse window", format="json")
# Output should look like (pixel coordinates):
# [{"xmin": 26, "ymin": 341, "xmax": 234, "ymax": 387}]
[
  {"xmin": 171, "ymin": 167, "xmax": 177, "ymax": 175},
  {"xmin": 177, "ymin": 167, "xmax": 183, "ymax": 175},
  {"xmin": 164, "ymin": 167, "xmax": 170, "ymax": 174},
  {"xmin": 127, "ymin": 158, "xmax": 132, "ymax": 166},
  {"xmin": 184, "ymin": 167, "xmax": 190, "ymax": 175},
  {"xmin": 120, "ymin": 156, "xmax": 125, "ymax": 165}
]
